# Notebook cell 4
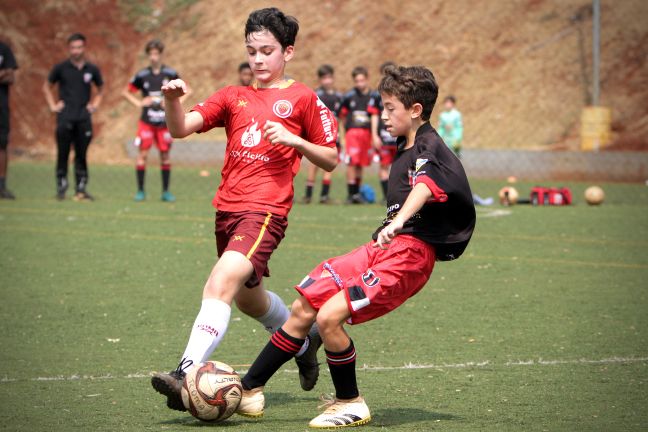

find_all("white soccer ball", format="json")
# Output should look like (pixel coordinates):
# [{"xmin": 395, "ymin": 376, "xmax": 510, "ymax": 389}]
[{"xmin": 181, "ymin": 361, "xmax": 242, "ymax": 422}]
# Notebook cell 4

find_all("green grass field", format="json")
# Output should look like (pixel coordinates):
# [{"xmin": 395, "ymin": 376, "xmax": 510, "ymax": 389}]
[{"xmin": 1, "ymin": 161, "xmax": 647, "ymax": 431}]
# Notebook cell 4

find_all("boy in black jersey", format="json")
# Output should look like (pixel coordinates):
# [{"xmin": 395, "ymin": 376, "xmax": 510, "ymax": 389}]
[
  {"xmin": 43, "ymin": 33, "xmax": 103, "ymax": 201},
  {"xmin": 0, "ymin": 41, "xmax": 18, "ymax": 199},
  {"xmin": 236, "ymin": 65, "xmax": 476, "ymax": 428},
  {"xmin": 123, "ymin": 40, "xmax": 189, "ymax": 202},
  {"xmin": 301, "ymin": 64, "xmax": 343, "ymax": 204}
]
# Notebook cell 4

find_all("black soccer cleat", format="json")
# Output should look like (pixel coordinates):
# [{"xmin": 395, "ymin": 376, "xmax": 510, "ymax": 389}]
[
  {"xmin": 295, "ymin": 333, "xmax": 322, "ymax": 391},
  {"xmin": 151, "ymin": 358, "xmax": 193, "ymax": 412},
  {"xmin": 0, "ymin": 188, "xmax": 16, "ymax": 200}
]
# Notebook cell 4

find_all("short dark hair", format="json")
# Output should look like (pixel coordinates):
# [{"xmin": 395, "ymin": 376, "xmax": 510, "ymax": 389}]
[
  {"xmin": 378, "ymin": 65, "xmax": 439, "ymax": 121},
  {"xmin": 379, "ymin": 61, "xmax": 396, "ymax": 75},
  {"xmin": 238, "ymin": 62, "xmax": 251, "ymax": 72},
  {"xmin": 444, "ymin": 95, "xmax": 456, "ymax": 104},
  {"xmin": 145, "ymin": 39, "xmax": 164, "ymax": 54},
  {"xmin": 351, "ymin": 66, "xmax": 368, "ymax": 78},
  {"xmin": 245, "ymin": 7, "xmax": 299, "ymax": 50},
  {"xmin": 67, "ymin": 33, "xmax": 86, "ymax": 44},
  {"xmin": 317, "ymin": 64, "xmax": 334, "ymax": 78}
]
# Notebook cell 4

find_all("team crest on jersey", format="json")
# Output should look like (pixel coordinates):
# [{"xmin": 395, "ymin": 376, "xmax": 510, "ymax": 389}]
[
  {"xmin": 272, "ymin": 99, "xmax": 293, "ymax": 118},
  {"xmin": 361, "ymin": 269, "xmax": 380, "ymax": 287},
  {"xmin": 415, "ymin": 158, "xmax": 428, "ymax": 172},
  {"xmin": 241, "ymin": 120, "xmax": 261, "ymax": 147},
  {"xmin": 83, "ymin": 72, "xmax": 93, "ymax": 83}
]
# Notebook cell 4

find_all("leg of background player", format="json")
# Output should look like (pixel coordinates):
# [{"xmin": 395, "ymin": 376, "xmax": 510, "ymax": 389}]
[
  {"xmin": 320, "ymin": 170, "xmax": 332, "ymax": 203},
  {"xmin": 72, "ymin": 119, "xmax": 92, "ymax": 198},
  {"xmin": 135, "ymin": 147, "xmax": 148, "ymax": 201},
  {"xmin": 302, "ymin": 163, "xmax": 318, "ymax": 204},
  {"xmin": 55, "ymin": 120, "xmax": 73, "ymax": 199},
  {"xmin": 160, "ymin": 150, "xmax": 174, "ymax": 202}
]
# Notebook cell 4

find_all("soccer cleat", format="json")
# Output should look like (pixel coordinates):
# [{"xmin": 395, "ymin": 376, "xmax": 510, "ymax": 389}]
[
  {"xmin": 161, "ymin": 191, "xmax": 176, "ymax": 202},
  {"xmin": 300, "ymin": 196, "xmax": 312, "ymax": 204},
  {"xmin": 0, "ymin": 188, "xmax": 16, "ymax": 200},
  {"xmin": 309, "ymin": 396, "xmax": 371, "ymax": 429},
  {"xmin": 73, "ymin": 191, "xmax": 95, "ymax": 202},
  {"xmin": 151, "ymin": 358, "xmax": 193, "ymax": 412},
  {"xmin": 345, "ymin": 194, "xmax": 365, "ymax": 205},
  {"xmin": 319, "ymin": 195, "xmax": 330, "ymax": 204},
  {"xmin": 235, "ymin": 387, "xmax": 265, "ymax": 417},
  {"xmin": 134, "ymin": 190, "xmax": 146, "ymax": 202},
  {"xmin": 295, "ymin": 333, "xmax": 322, "ymax": 391}
]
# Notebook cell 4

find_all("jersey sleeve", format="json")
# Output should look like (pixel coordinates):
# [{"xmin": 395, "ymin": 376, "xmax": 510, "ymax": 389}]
[
  {"xmin": 367, "ymin": 93, "xmax": 381, "ymax": 115},
  {"xmin": 412, "ymin": 151, "xmax": 449, "ymax": 203},
  {"xmin": 0, "ymin": 45, "xmax": 17, "ymax": 69},
  {"xmin": 48, "ymin": 64, "xmax": 61, "ymax": 84},
  {"xmin": 127, "ymin": 73, "xmax": 141, "ymax": 93},
  {"xmin": 93, "ymin": 65, "xmax": 104, "ymax": 87},
  {"xmin": 191, "ymin": 87, "xmax": 230, "ymax": 132},
  {"xmin": 301, "ymin": 91, "xmax": 338, "ymax": 148}
]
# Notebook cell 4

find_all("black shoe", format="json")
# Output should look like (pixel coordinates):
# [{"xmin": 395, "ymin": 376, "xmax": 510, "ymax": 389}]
[
  {"xmin": 295, "ymin": 333, "xmax": 322, "ymax": 391},
  {"xmin": 319, "ymin": 195, "xmax": 330, "ymax": 204},
  {"xmin": 300, "ymin": 196, "xmax": 312, "ymax": 204},
  {"xmin": 345, "ymin": 193, "xmax": 365, "ymax": 204},
  {"xmin": 56, "ymin": 191, "xmax": 66, "ymax": 201},
  {"xmin": 151, "ymin": 358, "xmax": 193, "ymax": 412},
  {"xmin": 73, "ymin": 191, "xmax": 94, "ymax": 202},
  {"xmin": 0, "ymin": 188, "xmax": 15, "ymax": 200}
]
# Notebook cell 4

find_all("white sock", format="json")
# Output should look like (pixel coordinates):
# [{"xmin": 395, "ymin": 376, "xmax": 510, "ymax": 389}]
[
  {"xmin": 255, "ymin": 291, "xmax": 290, "ymax": 334},
  {"xmin": 180, "ymin": 298, "xmax": 231, "ymax": 371}
]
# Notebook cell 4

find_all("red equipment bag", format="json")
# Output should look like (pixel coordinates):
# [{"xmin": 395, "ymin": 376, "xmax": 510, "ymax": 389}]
[{"xmin": 530, "ymin": 186, "xmax": 572, "ymax": 206}]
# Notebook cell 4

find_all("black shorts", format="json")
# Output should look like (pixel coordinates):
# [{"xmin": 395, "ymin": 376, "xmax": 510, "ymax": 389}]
[{"xmin": 0, "ymin": 106, "xmax": 9, "ymax": 150}]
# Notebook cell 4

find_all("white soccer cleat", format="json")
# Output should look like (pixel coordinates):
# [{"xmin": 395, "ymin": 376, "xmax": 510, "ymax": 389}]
[
  {"xmin": 235, "ymin": 387, "xmax": 265, "ymax": 417},
  {"xmin": 308, "ymin": 396, "xmax": 371, "ymax": 428}
]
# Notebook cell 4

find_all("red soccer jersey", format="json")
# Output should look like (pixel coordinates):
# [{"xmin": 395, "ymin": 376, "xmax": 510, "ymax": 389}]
[{"xmin": 192, "ymin": 81, "xmax": 338, "ymax": 216}]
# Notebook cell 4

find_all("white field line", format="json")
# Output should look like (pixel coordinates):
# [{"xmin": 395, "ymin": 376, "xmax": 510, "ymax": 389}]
[{"xmin": 1, "ymin": 356, "xmax": 646, "ymax": 384}]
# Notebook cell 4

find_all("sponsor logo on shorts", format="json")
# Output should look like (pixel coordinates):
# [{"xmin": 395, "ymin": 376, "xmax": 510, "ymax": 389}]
[
  {"xmin": 361, "ymin": 269, "xmax": 380, "ymax": 287},
  {"xmin": 323, "ymin": 263, "xmax": 343, "ymax": 288},
  {"xmin": 272, "ymin": 99, "xmax": 293, "ymax": 118},
  {"xmin": 241, "ymin": 120, "xmax": 261, "ymax": 147}
]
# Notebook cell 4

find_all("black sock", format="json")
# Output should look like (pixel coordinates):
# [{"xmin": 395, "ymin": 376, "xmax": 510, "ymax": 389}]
[
  {"xmin": 0, "ymin": 177, "xmax": 5, "ymax": 190},
  {"xmin": 321, "ymin": 180, "xmax": 331, "ymax": 197},
  {"xmin": 305, "ymin": 182, "xmax": 314, "ymax": 199},
  {"xmin": 136, "ymin": 166, "xmax": 145, "ymax": 191},
  {"xmin": 326, "ymin": 340, "xmax": 359, "ymax": 399},
  {"xmin": 242, "ymin": 327, "xmax": 305, "ymax": 390},
  {"xmin": 161, "ymin": 163, "xmax": 171, "ymax": 192},
  {"xmin": 381, "ymin": 179, "xmax": 388, "ymax": 199},
  {"xmin": 347, "ymin": 183, "xmax": 355, "ymax": 198}
]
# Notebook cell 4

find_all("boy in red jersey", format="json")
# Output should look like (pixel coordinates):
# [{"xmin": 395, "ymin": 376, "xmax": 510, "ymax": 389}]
[
  {"xmin": 150, "ymin": 8, "xmax": 338, "ymax": 413},
  {"xmin": 122, "ymin": 40, "xmax": 190, "ymax": 202},
  {"xmin": 236, "ymin": 65, "xmax": 476, "ymax": 428}
]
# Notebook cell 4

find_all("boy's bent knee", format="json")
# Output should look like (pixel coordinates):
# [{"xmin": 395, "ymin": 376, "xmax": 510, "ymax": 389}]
[{"xmin": 290, "ymin": 297, "xmax": 317, "ymax": 324}]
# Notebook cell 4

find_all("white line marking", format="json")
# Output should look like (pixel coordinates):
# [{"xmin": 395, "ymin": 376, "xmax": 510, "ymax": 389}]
[{"xmin": 1, "ymin": 356, "xmax": 646, "ymax": 384}]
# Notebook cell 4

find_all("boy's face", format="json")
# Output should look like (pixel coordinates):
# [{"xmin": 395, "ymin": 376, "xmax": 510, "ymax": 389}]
[
  {"xmin": 380, "ymin": 93, "xmax": 419, "ymax": 137},
  {"xmin": 444, "ymin": 99, "xmax": 454, "ymax": 111},
  {"xmin": 353, "ymin": 73, "xmax": 368, "ymax": 92},
  {"xmin": 148, "ymin": 48, "xmax": 162, "ymax": 67},
  {"xmin": 68, "ymin": 40, "xmax": 85, "ymax": 62},
  {"xmin": 245, "ymin": 30, "xmax": 294, "ymax": 85},
  {"xmin": 318, "ymin": 73, "xmax": 334, "ymax": 90},
  {"xmin": 239, "ymin": 67, "xmax": 253, "ymax": 86}
]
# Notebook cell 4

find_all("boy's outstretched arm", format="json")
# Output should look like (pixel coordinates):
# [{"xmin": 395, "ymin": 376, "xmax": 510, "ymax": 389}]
[
  {"xmin": 162, "ymin": 79, "xmax": 203, "ymax": 138},
  {"xmin": 263, "ymin": 120, "xmax": 338, "ymax": 172},
  {"xmin": 375, "ymin": 183, "xmax": 432, "ymax": 249}
]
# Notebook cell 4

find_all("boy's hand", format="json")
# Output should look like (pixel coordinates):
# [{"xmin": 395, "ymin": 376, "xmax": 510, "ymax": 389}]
[
  {"xmin": 162, "ymin": 79, "xmax": 188, "ymax": 99},
  {"xmin": 140, "ymin": 96, "xmax": 153, "ymax": 107},
  {"xmin": 50, "ymin": 100, "xmax": 65, "ymax": 113},
  {"xmin": 374, "ymin": 219, "xmax": 404, "ymax": 249},
  {"xmin": 372, "ymin": 134, "xmax": 382, "ymax": 150},
  {"xmin": 263, "ymin": 120, "xmax": 300, "ymax": 147}
]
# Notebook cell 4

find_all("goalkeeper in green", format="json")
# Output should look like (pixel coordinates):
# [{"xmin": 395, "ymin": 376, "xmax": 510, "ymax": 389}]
[{"xmin": 438, "ymin": 95, "xmax": 463, "ymax": 157}]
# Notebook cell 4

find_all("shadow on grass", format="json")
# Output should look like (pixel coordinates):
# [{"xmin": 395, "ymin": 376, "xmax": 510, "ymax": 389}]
[{"xmin": 371, "ymin": 407, "xmax": 461, "ymax": 427}]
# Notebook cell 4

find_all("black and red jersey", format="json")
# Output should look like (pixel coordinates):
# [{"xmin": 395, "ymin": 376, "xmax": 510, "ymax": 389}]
[
  {"xmin": 339, "ymin": 88, "xmax": 373, "ymax": 130},
  {"xmin": 128, "ymin": 65, "xmax": 179, "ymax": 126},
  {"xmin": 368, "ymin": 92, "xmax": 398, "ymax": 146},
  {"xmin": 315, "ymin": 87, "xmax": 343, "ymax": 117},
  {"xmin": 48, "ymin": 59, "xmax": 103, "ymax": 121},
  {"xmin": 372, "ymin": 122, "xmax": 475, "ymax": 260}
]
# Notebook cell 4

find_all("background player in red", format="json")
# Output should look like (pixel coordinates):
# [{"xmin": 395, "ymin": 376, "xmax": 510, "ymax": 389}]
[
  {"xmin": 0, "ymin": 40, "xmax": 18, "ymax": 199},
  {"xmin": 340, "ymin": 66, "xmax": 373, "ymax": 204},
  {"xmin": 236, "ymin": 65, "xmax": 476, "ymax": 428},
  {"xmin": 122, "ymin": 39, "xmax": 190, "ymax": 202},
  {"xmin": 301, "ymin": 64, "xmax": 343, "ymax": 204},
  {"xmin": 368, "ymin": 61, "xmax": 398, "ymax": 204},
  {"xmin": 150, "ymin": 7, "xmax": 339, "ymax": 413},
  {"xmin": 43, "ymin": 33, "xmax": 103, "ymax": 201}
]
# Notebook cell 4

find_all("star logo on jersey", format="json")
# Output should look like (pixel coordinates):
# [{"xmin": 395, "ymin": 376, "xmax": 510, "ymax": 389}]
[
  {"xmin": 272, "ymin": 99, "xmax": 293, "ymax": 118},
  {"xmin": 241, "ymin": 120, "xmax": 261, "ymax": 147},
  {"xmin": 233, "ymin": 235, "xmax": 245, "ymax": 241},
  {"xmin": 238, "ymin": 99, "xmax": 248, "ymax": 107}
]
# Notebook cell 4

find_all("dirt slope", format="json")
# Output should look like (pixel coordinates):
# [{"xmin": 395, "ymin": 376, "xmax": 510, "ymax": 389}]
[{"xmin": 1, "ymin": 0, "xmax": 646, "ymax": 163}]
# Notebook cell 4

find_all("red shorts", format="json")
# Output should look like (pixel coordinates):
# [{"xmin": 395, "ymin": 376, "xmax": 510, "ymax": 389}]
[
  {"xmin": 215, "ymin": 211, "xmax": 288, "ymax": 288},
  {"xmin": 136, "ymin": 120, "xmax": 172, "ymax": 152},
  {"xmin": 295, "ymin": 235, "xmax": 435, "ymax": 324},
  {"xmin": 379, "ymin": 144, "xmax": 398, "ymax": 167},
  {"xmin": 344, "ymin": 128, "xmax": 372, "ymax": 167}
]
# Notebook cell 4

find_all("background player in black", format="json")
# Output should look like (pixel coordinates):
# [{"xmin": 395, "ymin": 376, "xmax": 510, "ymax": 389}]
[
  {"xmin": 122, "ymin": 39, "xmax": 188, "ymax": 202},
  {"xmin": 301, "ymin": 64, "xmax": 343, "ymax": 204},
  {"xmin": 0, "ymin": 41, "xmax": 18, "ymax": 199},
  {"xmin": 339, "ymin": 66, "xmax": 374, "ymax": 204},
  {"xmin": 238, "ymin": 62, "xmax": 253, "ymax": 86},
  {"xmin": 368, "ymin": 61, "xmax": 398, "ymax": 204},
  {"xmin": 43, "ymin": 33, "xmax": 103, "ymax": 201}
]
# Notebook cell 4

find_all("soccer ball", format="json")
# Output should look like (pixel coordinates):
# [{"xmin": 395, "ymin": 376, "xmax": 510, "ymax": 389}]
[
  {"xmin": 181, "ymin": 361, "xmax": 242, "ymax": 422},
  {"xmin": 584, "ymin": 186, "xmax": 605, "ymax": 205},
  {"xmin": 498, "ymin": 186, "xmax": 519, "ymax": 206}
]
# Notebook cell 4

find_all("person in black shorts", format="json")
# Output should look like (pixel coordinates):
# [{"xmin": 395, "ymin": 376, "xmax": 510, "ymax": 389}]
[
  {"xmin": 0, "ymin": 41, "xmax": 18, "ymax": 199},
  {"xmin": 42, "ymin": 33, "xmax": 103, "ymax": 201}
]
